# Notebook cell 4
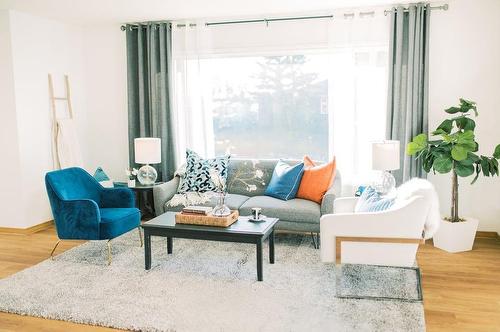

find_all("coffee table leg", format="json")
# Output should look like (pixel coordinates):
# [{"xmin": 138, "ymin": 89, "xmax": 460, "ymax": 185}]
[
  {"xmin": 257, "ymin": 240, "xmax": 263, "ymax": 281},
  {"xmin": 167, "ymin": 237, "xmax": 173, "ymax": 254},
  {"xmin": 145, "ymin": 231, "xmax": 151, "ymax": 270},
  {"xmin": 269, "ymin": 230, "xmax": 275, "ymax": 264}
]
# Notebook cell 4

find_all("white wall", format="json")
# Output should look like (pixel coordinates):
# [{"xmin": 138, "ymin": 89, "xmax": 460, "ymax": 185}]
[
  {"xmin": 80, "ymin": 25, "xmax": 128, "ymax": 181},
  {"xmin": 428, "ymin": 0, "xmax": 500, "ymax": 232},
  {"xmin": 0, "ymin": 10, "xmax": 127, "ymax": 228},
  {"xmin": 0, "ymin": 10, "xmax": 86, "ymax": 228},
  {"xmin": 0, "ymin": 10, "xmax": 26, "ymax": 227}
]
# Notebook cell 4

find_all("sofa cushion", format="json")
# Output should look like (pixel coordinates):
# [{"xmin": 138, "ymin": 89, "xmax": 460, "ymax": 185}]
[
  {"xmin": 354, "ymin": 186, "xmax": 395, "ymax": 212},
  {"xmin": 99, "ymin": 208, "xmax": 141, "ymax": 240},
  {"xmin": 226, "ymin": 159, "xmax": 301, "ymax": 197},
  {"xmin": 178, "ymin": 149, "xmax": 230, "ymax": 193},
  {"xmin": 264, "ymin": 161, "xmax": 305, "ymax": 201},
  {"xmin": 239, "ymin": 196, "xmax": 320, "ymax": 224},
  {"xmin": 296, "ymin": 156, "xmax": 336, "ymax": 204},
  {"xmin": 164, "ymin": 193, "xmax": 250, "ymax": 213}
]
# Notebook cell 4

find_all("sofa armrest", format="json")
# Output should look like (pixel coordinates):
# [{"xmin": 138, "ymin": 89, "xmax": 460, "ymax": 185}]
[
  {"xmin": 153, "ymin": 177, "xmax": 180, "ymax": 216},
  {"xmin": 333, "ymin": 197, "xmax": 358, "ymax": 214},
  {"xmin": 320, "ymin": 170, "xmax": 342, "ymax": 215},
  {"xmin": 100, "ymin": 187, "xmax": 135, "ymax": 208}
]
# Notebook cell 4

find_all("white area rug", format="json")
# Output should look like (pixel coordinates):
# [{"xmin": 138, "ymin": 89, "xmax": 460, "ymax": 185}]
[{"xmin": 0, "ymin": 232, "xmax": 425, "ymax": 331}]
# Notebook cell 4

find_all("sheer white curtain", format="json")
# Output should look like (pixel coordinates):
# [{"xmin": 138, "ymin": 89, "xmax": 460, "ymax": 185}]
[
  {"xmin": 326, "ymin": 10, "xmax": 389, "ymax": 193},
  {"xmin": 171, "ymin": 22, "xmax": 215, "ymax": 160},
  {"xmin": 171, "ymin": 11, "xmax": 389, "ymax": 193}
]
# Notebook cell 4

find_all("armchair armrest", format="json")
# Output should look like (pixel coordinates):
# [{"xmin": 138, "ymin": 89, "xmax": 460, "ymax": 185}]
[
  {"xmin": 333, "ymin": 197, "xmax": 359, "ymax": 214},
  {"xmin": 320, "ymin": 196, "xmax": 427, "ymax": 264},
  {"xmin": 100, "ymin": 187, "xmax": 135, "ymax": 208},
  {"xmin": 153, "ymin": 176, "xmax": 180, "ymax": 216},
  {"xmin": 56, "ymin": 199, "xmax": 100, "ymax": 240}
]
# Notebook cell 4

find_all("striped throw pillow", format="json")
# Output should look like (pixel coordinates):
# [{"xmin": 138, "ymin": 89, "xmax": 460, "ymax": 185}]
[{"xmin": 354, "ymin": 186, "xmax": 395, "ymax": 212}]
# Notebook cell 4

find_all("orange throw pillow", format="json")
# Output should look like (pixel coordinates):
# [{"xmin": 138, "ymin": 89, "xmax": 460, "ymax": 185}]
[{"xmin": 296, "ymin": 156, "xmax": 336, "ymax": 204}]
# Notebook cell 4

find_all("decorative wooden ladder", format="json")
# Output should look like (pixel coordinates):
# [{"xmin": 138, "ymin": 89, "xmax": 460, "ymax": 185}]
[{"xmin": 48, "ymin": 74, "xmax": 74, "ymax": 169}]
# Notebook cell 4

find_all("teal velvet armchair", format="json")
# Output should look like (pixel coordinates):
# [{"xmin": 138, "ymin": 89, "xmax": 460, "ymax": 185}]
[{"xmin": 45, "ymin": 167, "xmax": 142, "ymax": 265}]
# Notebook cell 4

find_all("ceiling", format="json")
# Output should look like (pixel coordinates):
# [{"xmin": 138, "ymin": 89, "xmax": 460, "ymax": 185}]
[{"xmin": 0, "ymin": 0, "xmax": 406, "ymax": 25}]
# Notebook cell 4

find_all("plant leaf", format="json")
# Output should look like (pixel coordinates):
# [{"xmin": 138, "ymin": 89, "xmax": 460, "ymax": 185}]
[
  {"xmin": 435, "ymin": 119, "xmax": 453, "ymax": 134},
  {"xmin": 451, "ymin": 145, "xmax": 468, "ymax": 161},
  {"xmin": 454, "ymin": 117, "xmax": 476, "ymax": 131},
  {"xmin": 407, "ymin": 134, "xmax": 428, "ymax": 155},
  {"xmin": 445, "ymin": 106, "xmax": 461, "ymax": 114},
  {"xmin": 459, "ymin": 98, "xmax": 478, "ymax": 116},
  {"xmin": 490, "ymin": 158, "xmax": 499, "ymax": 176},
  {"xmin": 433, "ymin": 155, "xmax": 453, "ymax": 174},
  {"xmin": 471, "ymin": 164, "xmax": 480, "ymax": 184},
  {"xmin": 455, "ymin": 162, "xmax": 475, "ymax": 177},
  {"xmin": 480, "ymin": 157, "xmax": 490, "ymax": 176},
  {"xmin": 494, "ymin": 144, "xmax": 500, "ymax": 159},
  {"xmin": 467, "ymin": 152, "xmax": 480, "ymax": 162}
]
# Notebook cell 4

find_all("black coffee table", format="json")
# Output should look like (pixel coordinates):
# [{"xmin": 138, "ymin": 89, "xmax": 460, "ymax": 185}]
[{"xmin": 141, "ymin": 212, "xmax": 279, "ymax": 281}]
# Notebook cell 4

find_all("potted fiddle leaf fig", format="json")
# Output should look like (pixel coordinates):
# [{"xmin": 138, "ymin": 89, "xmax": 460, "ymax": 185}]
[{"xmin": 407, "ymin": 98, "xmax": 500, "ymax": 252}]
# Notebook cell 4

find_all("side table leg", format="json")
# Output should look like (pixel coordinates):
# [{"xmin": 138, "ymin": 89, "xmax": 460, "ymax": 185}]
[
  {"xmin": 257, "ymin": 240, "xmax": 263, "ymax": 281},
  {"xmin": 269, "ymin": 230, "xmax": 275, "ymax": 264},
  {"xmin": 167, "ymin": 236, "xmax": 173, "ymax": 254},
  {"xmin": 145, "ymin": 231, "xmax": 151, "ymax": 270}
]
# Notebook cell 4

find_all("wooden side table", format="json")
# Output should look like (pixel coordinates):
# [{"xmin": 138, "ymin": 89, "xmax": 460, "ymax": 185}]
[{"xmin": 114, "ymin": 182, "xmax": 163, "ymax": 220}]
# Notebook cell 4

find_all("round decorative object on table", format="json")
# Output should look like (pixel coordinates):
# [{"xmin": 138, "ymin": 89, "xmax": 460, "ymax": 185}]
[
  {"xmin": 248, "ymin": 215, "xmax": 267, "ymax": 222},
  {"xmin": 137, "ymin": 164, "xmax": 158, "ymax": 185},
  {"xmin": 212, "ymin": 192, "xmax": 231, "ymax": 217}
]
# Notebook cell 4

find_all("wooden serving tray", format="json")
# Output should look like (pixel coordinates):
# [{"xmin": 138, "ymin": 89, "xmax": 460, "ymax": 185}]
[{"xmin": 175, "ymin": 210, "xmax": 239, "ymax": 227}]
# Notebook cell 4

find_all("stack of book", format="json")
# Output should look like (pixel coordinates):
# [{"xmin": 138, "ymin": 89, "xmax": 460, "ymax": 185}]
[{"xmin": 181, "ymin": 206, "xmax": 213, "ymax": 216}]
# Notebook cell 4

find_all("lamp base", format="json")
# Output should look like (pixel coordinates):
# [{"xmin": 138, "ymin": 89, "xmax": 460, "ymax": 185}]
[
  {"xmin": 373, "ymin": 171, "xmax": 396, "ymax": 194},
  {"xmin": 137, "ymin": 164, "xmax": 157, "ymax": 185}
]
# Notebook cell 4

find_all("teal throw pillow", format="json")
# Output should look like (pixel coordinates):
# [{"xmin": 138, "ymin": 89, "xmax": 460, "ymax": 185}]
[
  {"xmin": 264, "ymin": 161, "xmax": 304, "ymax": 201},
  {"xmin": 93, "ymin": 167, "xmax": 110, "ymax": 182},
  {"xmin": 354, "ymin": 186, "xmax": 395, "ymax": 212}
]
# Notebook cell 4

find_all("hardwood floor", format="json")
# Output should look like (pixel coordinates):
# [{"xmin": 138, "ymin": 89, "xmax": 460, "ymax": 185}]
[{"xmin": 0, "ymin": 226, "xmax": 499, "ymax": 331}]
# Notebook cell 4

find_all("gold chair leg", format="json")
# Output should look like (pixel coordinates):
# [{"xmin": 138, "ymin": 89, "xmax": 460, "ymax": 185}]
[
  {"xmin": 50, "ymin": 240, "xmax": 61, "ymax": 260},
  {"xmin": 138, "ymin": 226, "xmax": 143, "ymax": 247},
  {"xmin": 107, "ymin": 240, "xmax": 112, "ymax": 266}
]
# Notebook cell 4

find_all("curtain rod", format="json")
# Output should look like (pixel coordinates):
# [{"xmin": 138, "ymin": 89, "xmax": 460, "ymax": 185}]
[
  {"xmin": 205, "ymin": 14, "xmax": 333, "ymax": 27},
  {"xmin": 120, "ymin": 3, "xmax": 448, "ymax": 30},
  {"xmin": 383, "ymin": 3, "xmax": 448, "ymax": 16}
]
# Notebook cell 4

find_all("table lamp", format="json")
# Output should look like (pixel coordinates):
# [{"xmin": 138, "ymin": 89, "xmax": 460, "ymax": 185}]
[
  {"xmin": 371, "ymin": 140, "xmax": 400, "ymax": 194},
  {"xmin": 134, "ymin": 138, "xmax": 161, "ymax": 185}
]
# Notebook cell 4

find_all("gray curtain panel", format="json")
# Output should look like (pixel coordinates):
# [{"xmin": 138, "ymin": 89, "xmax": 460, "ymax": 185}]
[
  {"xmin": 126, "ymin": 23, "xmax": 176, "ymax": 181},
  {"xmin": 386, "ymin": 4, "xmax": 430, "ymax": 184}
]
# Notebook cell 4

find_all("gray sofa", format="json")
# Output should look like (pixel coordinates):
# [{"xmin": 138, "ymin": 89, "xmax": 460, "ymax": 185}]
[{"xmin": 153, "ymin": 159, "xmax": 341, "ymax": 233}]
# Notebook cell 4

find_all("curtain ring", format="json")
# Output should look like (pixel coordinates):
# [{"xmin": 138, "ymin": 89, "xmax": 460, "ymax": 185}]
[{"xmin": 264, "ymin": 19, "xmax": 269, "ymax": 27}]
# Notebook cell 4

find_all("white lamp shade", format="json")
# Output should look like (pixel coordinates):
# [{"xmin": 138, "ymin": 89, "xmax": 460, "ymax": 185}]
[
  {"xmin": 134, "ymin": 138, "xmax": 161, "ymax": 164},
  {"xmin": 372, "ymin": 140, "xmax": 400, "ymax": 171}
]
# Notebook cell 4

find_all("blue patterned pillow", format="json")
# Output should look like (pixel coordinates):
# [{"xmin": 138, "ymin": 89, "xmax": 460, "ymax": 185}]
[
  {"xmin": 178, "ymin": 149, "xmax": 230, "ymax": 193},
  {"xmin": 354, "ymin": 186, "xmax": 395, "ymax": 212}
]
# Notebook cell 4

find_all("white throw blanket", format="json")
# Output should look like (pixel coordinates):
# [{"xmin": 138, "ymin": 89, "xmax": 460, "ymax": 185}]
[
  {"xmin": 54, "ymin": 118, "xmax": 84, "ymax": 169},
  {"xmin": 395, "ymin": 178, "xmax": 441, "ymax": 239}
]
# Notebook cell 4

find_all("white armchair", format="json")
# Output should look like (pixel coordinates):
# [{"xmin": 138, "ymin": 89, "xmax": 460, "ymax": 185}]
[{"xmin": 320, "ymin": 195, "xmax": 429, "ymax": 267}]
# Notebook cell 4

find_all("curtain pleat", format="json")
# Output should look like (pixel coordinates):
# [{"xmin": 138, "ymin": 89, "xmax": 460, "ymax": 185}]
[
  {"xmin": 386, "ymin": 4, "xmax": 430, "ymax": 184},
  {"xmin": 126, "ymin": 23, "xmax": 176, "ymax": 181}
]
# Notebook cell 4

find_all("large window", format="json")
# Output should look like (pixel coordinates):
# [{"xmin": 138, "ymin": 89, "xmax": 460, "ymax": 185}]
[
  {"xmin": 200, "ymin": 54, "xmax": 329, "ymax": 160},
  {"xmin": 172, "ymin": 14, "xmax": 389, "ymax": 187}
]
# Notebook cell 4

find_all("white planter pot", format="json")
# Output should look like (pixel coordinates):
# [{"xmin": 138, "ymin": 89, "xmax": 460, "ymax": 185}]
[
  {"xmin": 127, "ymin": 179, "xmax": 136, "ymax": 187},
  {"xmin": 432, "ymin": 217, "xmax": 479, "ymax": 253}
]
